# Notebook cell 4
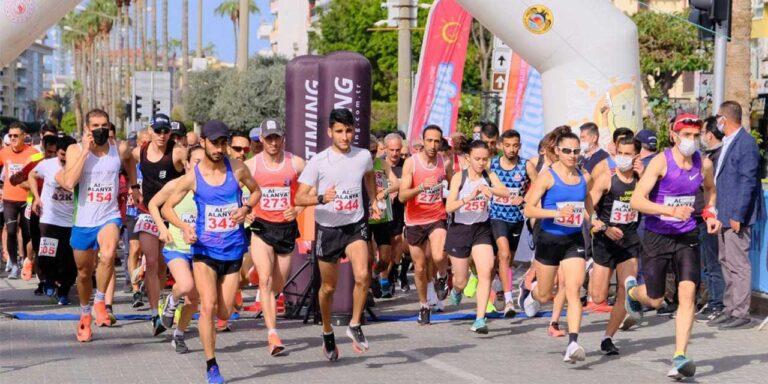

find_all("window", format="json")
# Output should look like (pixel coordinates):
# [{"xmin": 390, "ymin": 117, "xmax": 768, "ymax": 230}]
[{"xmin": 754, "ymin": 0, "xmax": 765, "ymax": 20}]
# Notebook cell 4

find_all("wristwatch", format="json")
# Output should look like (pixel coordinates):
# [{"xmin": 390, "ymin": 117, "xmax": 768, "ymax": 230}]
[{"xmin": 318, "ymin": 195, "xmax": 325, "ymax": 205}]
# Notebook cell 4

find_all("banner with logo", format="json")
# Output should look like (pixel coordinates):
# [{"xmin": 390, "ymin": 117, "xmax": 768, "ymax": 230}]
[
  {"xmin": 499, "ymin": 53, "xmax": 545, "ymax": 160},
  {"xmin": 407, "ymin": 0, "xmax": 472, "ymax": 144},
  {"xmin": 285, "ymin": 55, "xmax": 322, "ymax": 161}
]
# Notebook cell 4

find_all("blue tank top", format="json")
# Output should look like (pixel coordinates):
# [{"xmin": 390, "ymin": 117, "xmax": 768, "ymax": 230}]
[
  {"xmin": 489, "ymin": 156, "xmax": 528, "ymax": 223},
  {"xmin": 540, "ymin": 168, "xmax": 587, "ymax": 236},
  {"xmin": 191, "ymin": 158, "xmax": 246, "ymax": 261}
]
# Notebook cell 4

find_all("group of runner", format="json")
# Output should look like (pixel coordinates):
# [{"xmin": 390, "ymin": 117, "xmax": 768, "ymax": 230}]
[{"xmin": 0, "ymin": 106, "xmax": 725, "ymax": 382}]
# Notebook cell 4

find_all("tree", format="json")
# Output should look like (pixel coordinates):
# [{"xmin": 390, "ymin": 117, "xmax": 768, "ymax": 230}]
[
  {"xmin": 725, "ymin": 0, "xmax": 752, "ymax": 119},
  {"xmin": 60, "ymin": 111, "xmax": 78, "ymax": 135},
  {"xmin": 185, "ymin": 69, "xmax": 224, "ymax": 123},
  {"xmin": 163, "ymin": 0, "xmax": 169, "ymax": 72},
  {"xmin": 469, "ymin": 21, "xmax": 492, "ymax": 92},
  {"xmin": 214, "ymin": 0, "xmax": 258, "ymax": 63},
  {"xmin": 181, "ymin": 0, "xmax": 189, "ymax": 98}
]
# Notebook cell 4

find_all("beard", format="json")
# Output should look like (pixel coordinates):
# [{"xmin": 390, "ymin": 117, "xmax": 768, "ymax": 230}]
[{"xmin": 204, "ymin": 150, "xmax": 223, "ymax": 163}]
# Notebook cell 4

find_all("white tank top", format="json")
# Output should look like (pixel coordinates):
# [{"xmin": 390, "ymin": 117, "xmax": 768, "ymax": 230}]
[
  {"xmin": 74, "ymin": 144, "xmax": 122, "ymax": 227},
  {"xmin": 453, "ymin": 174, "xmax": 490, "ymax": 225}
]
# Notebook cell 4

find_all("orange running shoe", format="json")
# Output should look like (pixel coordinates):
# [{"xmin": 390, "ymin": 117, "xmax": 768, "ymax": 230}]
[
  {"xmin": 216, "ymin": 319, "xmax": 232, "ymax": 332},
  {"xmin": 234, "ymin": 290, "xmax": 243, "ymax": 312},
  {"xmin": 585, "ymin": 300, "xmax": 613, "ymax": 313},
  {"xmin": 244, "ymin": 299, "xmax": 262, "ymax": 313},
  {"xmin": 77, "ymin": 314, "xmax": 93, "ymax": 342},
  {"xmin": 21, "ymin": 259, "xmax": 33, "ymax": 281},
  {"xmin": 93, "ymin": 302, "xmax": 110, "ymax": 327},
  {"xmin": 276, "ymin": 294, "xmax": 286, "ymax": 314},
  {"xmin": 268, "ymin": 332, "xmax": 286, "ymax": 356},
  {"xmin": 547, "ymin": 321, "xmax": 566, "ymax": 337}
]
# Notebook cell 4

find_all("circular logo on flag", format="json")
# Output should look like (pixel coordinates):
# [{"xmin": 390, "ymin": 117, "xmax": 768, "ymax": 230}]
[
  {"xmin": 3, "ymin": 0, "xmax": 34, "ymax": 24},
  {"xmin": 523, "ymin": 5, "xmax": 553, "ymax": 35}
]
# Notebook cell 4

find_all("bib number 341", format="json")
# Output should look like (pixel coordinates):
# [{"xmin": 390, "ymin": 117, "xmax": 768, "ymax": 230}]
[{"xmin": 554, "ymin": 202, "xmax": 585, "ymax": 228}]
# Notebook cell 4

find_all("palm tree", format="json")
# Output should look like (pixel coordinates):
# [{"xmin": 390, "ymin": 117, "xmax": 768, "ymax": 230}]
[
  {"xmin": 214, "ymin": 0, "xmax": 258, "ymax": 63},
  {"xmin": 163, "ymin": 0, "xmax": 169, "ymax": 72},
  {"xmin": 139, "ymin": 0, "xmax": 146, "ymax": 71},
  {"xmin": 725, "ymin": 0, "xmax": 752, "ymax": 118},
  {"xmin": 181, "ymin": 0, "xmax": 189, "ymax": 97},
  {"xmin": 150, "ymin": 0, "xmax": 157, "ymax": 71},
  {"xmin": 197, "ymin": 0, "xmax": 203, "ymax": 59},
  {"xmin": 190, "ymin": 43, "xmax": 216, "ymax": 58}
]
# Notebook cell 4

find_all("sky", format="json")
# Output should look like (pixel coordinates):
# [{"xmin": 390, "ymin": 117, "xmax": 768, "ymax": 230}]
[{"xmin": 79, "ymin": 0, "xmax": 274, "ymax": 64}]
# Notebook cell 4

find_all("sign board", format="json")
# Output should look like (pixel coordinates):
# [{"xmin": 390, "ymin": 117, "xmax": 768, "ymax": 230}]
[
  {"xmin": 191, "ymin": 57, "xmax": 208, "ymax": 72},
  {"xmin": 491, "ymin": 72, "xmax": 506, "ymax": 92},
  {"xmin": 493, "ymin": 36, "xmax": 509, "ymax": 49},
  {"xmin": 132, "ymin": 71, "xmax": 172, "ymax": 118},
  {"xmin": 492, "ymin": 47, "xmax": 511, "ymax": 72}
]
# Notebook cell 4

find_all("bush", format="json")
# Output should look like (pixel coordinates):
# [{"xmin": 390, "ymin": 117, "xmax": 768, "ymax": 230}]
[
  {"xmin": 371, "ymin": 101, "xmax": 397, "ymax": 134},
  {"xmin": 60, "ymin": 112, "xmax": 77, "ymax": 135}
]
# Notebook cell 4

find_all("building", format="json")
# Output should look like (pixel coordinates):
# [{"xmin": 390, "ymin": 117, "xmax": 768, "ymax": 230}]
[
  {"xmin": 0, "ymin": 41, "xmax": 53, "ymax": 121},
  {"xmin": 44, "ymin": 26, "xmax": 74, "ymax": 96},
  {"xmin": 258, "ymin": 0, "xmax": 311, "ymax": 59}
]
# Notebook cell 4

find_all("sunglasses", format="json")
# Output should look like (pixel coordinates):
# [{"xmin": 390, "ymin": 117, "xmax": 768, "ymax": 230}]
[
  {"xmin": 230, "ymin": 146, "xmax": 250, "ymax": 153},
  {"xmin": 558, "ymin": 147, "xmax": 581, "ymax": 155},
  {"xmin": 153, "ymin": 127, "xmax": 171, "ymax": 135},
  {"xmin": 7, "ymin": 134, "xmax": 19, "ymax": 138}
]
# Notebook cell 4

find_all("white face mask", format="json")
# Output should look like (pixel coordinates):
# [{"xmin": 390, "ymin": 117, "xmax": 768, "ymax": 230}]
[
  {"xmin": 614, "ymin": 155, "xmax": 633, "ymax": 172},
  {"xmin": 716, "ymin": 117, "xmax": 725, "ymax": 133},
  {"xmin": 677, "ymin": 136, "xmax": 697, "ymax": 157},
  {"xmin": 580, "ymin": 142, "xmax": 591, "ymax": 154}
]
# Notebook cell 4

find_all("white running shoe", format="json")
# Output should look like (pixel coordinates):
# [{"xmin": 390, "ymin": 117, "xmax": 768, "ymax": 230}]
[
  {"xmin": 523, "ymin": 281, "xmax": 540, "ymax": 317},
  {"xmin": 563, "ymin": 341, "xmax": 586, "ymax": 363}
]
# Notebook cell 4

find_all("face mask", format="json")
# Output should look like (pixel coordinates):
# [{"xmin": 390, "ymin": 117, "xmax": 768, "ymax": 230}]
[
  {"xmin": 677, "ymin": 136, "xmax": 697, "ymax": 157},
  {"xmin": 580, "ymin": 142, "xmax": 591, "ymax": 154},
  {"xmin": 614, "ymin": 155, "xmax": 633, "ymax": 172},
  {"xmin": 92, "ymin": 128, "xmax": 109, "ymax": 146},
  {"xmin": 716, "ymin": 119, "xmax": 725, "ymax": 133}
]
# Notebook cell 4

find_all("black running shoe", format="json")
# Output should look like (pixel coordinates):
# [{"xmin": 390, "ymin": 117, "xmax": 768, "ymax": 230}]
[
  {"xmin": 132, "ymin": 291, "xmax": 144, "ymax": 308},
  {"xmin": 161, "ymin": 295, "xmax": 176, "ymax": 329},
  {"xmin": 322, "ymin": 332, "xmax": 339, "ymax": 361},
  {"xmin": 346, "ymin": 325, "xmax": 369, "ymax": 353},
  {"xmin": 435, "ymin": 276, "xmax": 448, "ymax": 301},
  {"xmin": 417, "ymin": 306, "xmax": 431, "ymax": 325},
  {"xmin": 34, "ymin": 283, "xmax": 44, "ymax": 296},
  {"xmin": 371, "ymin": 278, "xmax": 382, "ymax": 299},
  {"xmin": 600, "ymin": 338, "xmax": 619, "ymax": 356},
  {"xmin": 151, "ymin": 314, "xmax": 167, "ymax": 336},
  {"xmin": 172, "ymin": 334, "xmax": 188, "ymax": 354}
]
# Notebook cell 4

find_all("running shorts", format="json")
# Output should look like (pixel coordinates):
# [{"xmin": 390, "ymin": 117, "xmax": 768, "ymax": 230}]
[
  {"xmin": 369, "ymin": 222, "xmax": 392, "ymax": 246},
  {"xmin": 163, "ymin": 249, "xmax": 193, "ymax": 265},
  {"xmin": 315, "ymin": 220, "xmax": 369, "ymax": 263},
  {"xmin": 70, "ymin": 218, "xmax": 123, "ymax": 251},
  {"xmin": 404, "ymin": 220, "xmax": 446, "ymax": 246},
  {"xmin": 124, "ymin": 215, "xmax": 139, "ymax": 240},
  {"xmin": 444, "ymin": 221, "xmax": 493, "ymax": 258},
  {"xmin": 490, "ymin": 220, "xmax": 524, "ymax": 250},
  {"xmin": 193, "ymin": 254, "xmax": 242, "ymax": 277},
  {"xmin": 640, "ymin": 229, "xmax": 700, "ymax": 300},
  {"xmin": 591, "ymin": 230, "xmax": 640, "ymax": 270},
  {"xmin": 535, "ymin": 230, "xmax": 586, "ymax": 266},
  {"xmin": 250, "ymin": 219, "xmax": 300, "ymax": 255}
]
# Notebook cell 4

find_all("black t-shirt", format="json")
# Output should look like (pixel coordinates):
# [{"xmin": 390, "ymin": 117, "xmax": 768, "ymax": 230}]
[{"xmin": 581, "ymin": 148, "xmax": 609, "ymax": 173}]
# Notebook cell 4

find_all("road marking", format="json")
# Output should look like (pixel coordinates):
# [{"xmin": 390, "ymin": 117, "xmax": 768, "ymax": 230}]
[{"xmin": 402, "ymin": 349, "xmax": 492, "ymax": 383}]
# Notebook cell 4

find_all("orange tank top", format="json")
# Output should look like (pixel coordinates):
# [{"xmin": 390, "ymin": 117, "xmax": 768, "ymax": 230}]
[
  {"xmin": 405, "ymin": 154, "xmax": 447, "ymax": 226},
  {"xmin": 251, "ymin": 152, "xmax": 298, "ymax": 224}
]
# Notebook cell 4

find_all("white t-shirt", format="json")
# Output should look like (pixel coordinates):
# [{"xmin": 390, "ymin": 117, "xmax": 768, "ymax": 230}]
[
  {"xmin": 34, "ymin": 158, "xmax": 75, "ymax": 227},
  {"xmin": 298, "ymin": 146, "xmax": 373, "ymax": 227}
]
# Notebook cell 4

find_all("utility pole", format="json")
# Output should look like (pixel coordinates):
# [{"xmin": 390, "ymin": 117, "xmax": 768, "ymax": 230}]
[
  {"xmin": 397, "ymin": 0, "xmax": 412, "ymax": 133},
  {"xmin": 237, "ymin": 0, "xmax": 249, "ymax": 71},
  {"xmin": 689, "ymin": 0, "xmax": 731, "ymax": 110},
  {"xmin": 197, "ymin": 0, "xmax": 203, "ymax": 58},
  {"xmin": 712, "ymin": 21, "xmax": 727, "ymax": 109}
]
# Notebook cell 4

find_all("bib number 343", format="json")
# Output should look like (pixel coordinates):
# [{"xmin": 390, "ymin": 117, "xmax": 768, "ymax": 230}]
[{"xmin": 205, "ymin": 203, "xmax": 238, "ymax": 232}]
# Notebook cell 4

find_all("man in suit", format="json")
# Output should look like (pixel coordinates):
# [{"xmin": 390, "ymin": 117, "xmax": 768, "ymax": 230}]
[{"xmin": 709, "ymin": 101, "xmax": 765, "ymax": 329}]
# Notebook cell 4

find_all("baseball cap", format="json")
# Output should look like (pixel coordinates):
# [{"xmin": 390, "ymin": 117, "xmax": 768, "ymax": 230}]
[
  {"xmin": 672, "ymin": 113, "xmax": 703, "ymax": 132},
  {"xmin": 635, "ymin": 129, "xmax": 657, "ymax": 151},
  {"xmin": 260, "ymin": 119, "xmax": 284, "ymax": 138},
  {"xmin": 249, "ymin": 127, "xmax": 262, "ymax": 141},
  {"xmin": 151, "ymin": 113, "xmax": 172, "ymax": 129},
  {"xmin": 170, "ymin": 121, "xmax": 186, "ymax": 137},
  {"xmin": 201, "ymin": 120, "xmax": 230, "ymax": 141}
]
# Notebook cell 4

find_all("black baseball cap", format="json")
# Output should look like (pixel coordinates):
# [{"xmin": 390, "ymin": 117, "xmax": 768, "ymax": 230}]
[
  {"xmin": 635, "ymin": 129, "xmax": 657, "ymax": 151},
  {"xmin": 170, "ymin": 121, "xmax": 187, "ymax": 137},
  {"xmin": 202, "ymin": 120, "xmax": 229, "ymax": 141},
  {"xmin": 151, "ymin": 113, "xmax": 172, "ymax": 129},
  {"xmin": 260, "ymin": 119, "xmax": 284, "ymax": 138}
]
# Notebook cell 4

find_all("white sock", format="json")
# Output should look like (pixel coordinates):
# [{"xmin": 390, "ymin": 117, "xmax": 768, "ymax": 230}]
[
  {"xmin": 174, "ymin": 329, "xmax": 184, "ymax": 338},
  {"xmin": 94, "ymin": 290, "xmax": 105, "ymax": 302},
  {"xmin": 168, "ymin": 295, "xmax": 178, "ymax": 309},
  {"xmin": 602, "ymin": 334, "xmax": 611, "ymax": 341},
  {"xmin": 267, "ymin": 328, "xmax": 277, "ymax": 336},
  {"xmin": 504, "ymin": 291, "xmax": 514, "ymax": 303}
]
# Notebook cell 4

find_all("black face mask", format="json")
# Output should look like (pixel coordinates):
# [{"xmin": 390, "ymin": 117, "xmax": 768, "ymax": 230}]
[{"xmin": 92, "ymin": 128, "xmax": 109, "ymax": 146}]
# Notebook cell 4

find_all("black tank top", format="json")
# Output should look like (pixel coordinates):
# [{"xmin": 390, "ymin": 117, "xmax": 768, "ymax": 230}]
[
  {"xmin": 139, "ymin": 141, "xmax": 183, "ymax": 211},
  {"xmin": 597, "ymin": 173, "xmax": 639, "ymax": 232}
]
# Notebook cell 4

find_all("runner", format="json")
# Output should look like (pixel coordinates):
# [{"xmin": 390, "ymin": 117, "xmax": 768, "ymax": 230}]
[
  {"xmin": 246, "ymin": 120, "xmax": 305, "ymax": 356},
  {"xmin": 445, "ymin": 140, "xmax": 510, "ymax": 333},
  {"xmin": 489, "ymin": 130, "xmax": 536, "ymax": 318},
  {"xmin": 587, "ymin": 136, "xmax": 642, "ymax": 355},
  {"xmin": 398, "ymin": 124, "xmax": 454, "ymax": 325},
  {"xmin": 162, "ymin": 120, "xmax": 260, "ymax": 383},
  {"xmin": 57, "ymin": 109, "xmax": 134, "ymax": 342},
  {"xmin": 149, "ymin": 145, "xmax": 205, "ymax": 353},
  {"xmin": 249, "ymin": 127, "xmax": 263, "ymax": 155},
  {"xmin": 367, "ymin": 135, "xmax": 398, "ymax": 300},
  {"xmin": 295, "ymin": 108, "xmax": 380, "ymax": 360},
  {"xmin": 383, "ymin": 132, "xmax": 410, "ymax": 294},
  {"xmin": 626, "ymin": 114, "xmax": 721, "ymax": 380},
  {"xmin": 522, "ymin": 130, "xmax": 593, "ymax": 363},
  {"xmin": 588, "ymin": 127, "xmax": 635, "ymax": 179},
  {"xmin": 170, "ymin": 121, "xmax": 188, "ymax": 148},
  {"xmin": 131, "ymin": 113, "xmax": 186, "ymax": 335}
]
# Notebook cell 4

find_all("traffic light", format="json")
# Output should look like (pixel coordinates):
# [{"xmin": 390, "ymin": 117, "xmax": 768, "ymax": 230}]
[
  {"xmin": 689, "ymin": 0, "xmax": 731, "ymax": 40},
  {"xmin": 133, "ymin": 95, "xmax": 143, "ymax": 120},
  {"xmin": 151, "ymin": 99, "xmax": 160, "ymax": 118}
]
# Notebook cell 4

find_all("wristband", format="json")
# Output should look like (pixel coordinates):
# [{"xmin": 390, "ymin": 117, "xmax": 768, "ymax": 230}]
[{"xmin": 702, "ymin": 205, "xmax": 718, "ymax": 220}]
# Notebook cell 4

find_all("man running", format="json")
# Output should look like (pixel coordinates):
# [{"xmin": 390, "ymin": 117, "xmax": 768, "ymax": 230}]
[
  {"xmin": 383, "ymin": 132, "xmax": 410, "ymax": 293},
  {"xmin": 57, "ymin": 109, "xmax": 134, "ymax": 342},
  {"xmin": 163, "ymin": 120, "xmax": 260, "ymax": 383},
  {"xmin": 398, "ymin": 125, "xmax": 454, "ymax": 325},
  {"xmin": 626, "ymin": 114, "xmax": 721, "ymax": 380},
  {"xmin": 246, "ymin": 119, "xmax": 304, "ymax": 356},
  {"xmin": 131, "ymin": 113, "xmax": 186, "ymax": 335},
  {"xmin": 295, "ymin": 108, "xmax": 380, "ymax": 360},
  {"xmin": 587, "ymin": 136, "xmax": 642, "ymax": 356},
  {"xmin": 367, "ymin": 135, "xmax": 399, "ymax": 299}
]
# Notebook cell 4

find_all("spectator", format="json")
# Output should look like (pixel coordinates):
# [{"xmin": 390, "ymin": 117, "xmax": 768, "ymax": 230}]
[
  {"xmin": 578, "ymin": 122, "xmax": 609, "ymax": 172},
  {"xmin": 635, "ymin": 128, "xmax": 658, "ymax": 168},
  {"xmin": 709, "ymin": 101, "xmax": 765, "ymax": 329}
]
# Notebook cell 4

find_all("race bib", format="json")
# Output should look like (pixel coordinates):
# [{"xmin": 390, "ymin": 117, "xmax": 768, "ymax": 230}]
[
  {"xmin": 260, "ymin": 187, "xmax": 290, "ymax": 211},
  {"xmin": 204, "ymin": 203, "xmax": 238, "ymax": 232},
  {"xmin": 492, "ymin": 187, "xmax": 522, "ymax": 206},
  {"xmin": 86, "ymin": 182, "xmax": 114, "ymax": 204},
  {"xmin": 660, "ymin": 195, "xmax": 695, "ymax": 222},
  {"xmin": 38, "ymin": 237, "xmax": 59, "ymax": 257},
  {"xmin": 334, "ymin": 188, "xmax": 361, "ymax": 214},
  {"xmin": 554, "ymin": 201, "xmax": 585, "ymax": 228},
  {"xmin": 8, "ymin": 163, "xmax": 22, "ymax": 175},
  {"xmin": 460, "ymin": 195, "xmax": 488, "ymax": 213},
  {"xmin": 610, "ymin": 200, "xmax": 638, "ymax": 224},
  {"xmin": 416, "ymin": 185, "xmax": 442, "ymax": 204},
  {"xmin": 181, "ymin": 212, "xmax": 196, "ymax": 227},
  {"xmin": 134, "ymin": 214, "xmax": 159, "ymax": 236},
  {"xmin": 52, "ymin": 187, "xmax": 73, "ymax": 202}
]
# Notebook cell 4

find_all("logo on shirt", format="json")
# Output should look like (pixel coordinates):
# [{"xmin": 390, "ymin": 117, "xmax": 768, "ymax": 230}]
[
  {"xmin": 284, "ymin": 178, "xmax": 291, "ymax": 187},
  {"xmin": 688, "ymin": 174, "xmax": 698, "ymax": 181},
  {"xmin": 159, "ymin": 170, "xmax": 167, "ymax": 179},
  {"xmin": 513, "ymin": 173, "xmax": 522, "ymax": 182}
]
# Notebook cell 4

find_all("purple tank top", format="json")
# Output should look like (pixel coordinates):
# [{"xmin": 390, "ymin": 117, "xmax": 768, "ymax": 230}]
[{"xmin": 644, "ymin": 149, "xmax": 702, "ymax": 235}]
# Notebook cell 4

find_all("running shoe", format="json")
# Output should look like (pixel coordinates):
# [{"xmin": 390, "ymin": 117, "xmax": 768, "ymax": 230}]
[
  {"xmin": 503, "ymin": 301, "xmax": 517, "ymax": 318},
  {"xmin": 161, "ymin": 295, "xmax": 176, "ymax": 329},
  {"xmin": 435, "ymin": 275, "xmax": 449, "ymax": 300},
  {"xmin": 77, "ymin": 314, "xmax": 93, "ymax": 342},
  {"xmin": 547, "ymin": 322, "xmax": 566, "ymax": 337},
  {"xmin": 433, "ymin": 298, "xmax": 445, "ymax": 313},
  {"xmin": 322, "ymin": 332, "xmax": 339, "ymax": 361},
  {"xmin": 33, "ymin": 282, "xmax": 44, "ymax": 296},
  {"xmin": 216, "ymin": 319, "xmax": 232, "ymax": 332},
  {"xmin": 152, "ymin": 314, "xmax": 167, "ymax": 336},
  {"xmin": 206, "ymin": 365, "xmax": 225, "ymax": 384},
  {"xmin": 132, "ymin": 291, "xmax": 144, "ymax": 308},
  {"xmin": 172, "ymin": 334, "xmax": 189, "ymax": 354},
  {"xmin": 268, "ymin": 332, "xmax": 286, "ymax": 356},
  {"xmin": 619, "ymin": 315, "xmax": 637, "ymax": 331},
  {"xmin": 563, "ymin": 342, "xmax": 586, "ymax": 363},
  {"xmin": 234, "ymin": 290, "xmax": 243, "ymax": 312},
  {"xmin": 449, "ymin": 289, "xmax": 462, "ymax": 306},
  {"xmin": 8, "ymin": 264, "xmax": 20, "ymax": 279},
  {"xmin": 106, "ymin": 306, "xmax": 117, "ymax": 326},
  {"xmin": 585, "ymin": 300, "xmax": 613, "ymax": 313},
  {"xmin": 463, "ymin": 274, "xmax": 478, "ymax": 298},
  {"xmin": 21, "ymin": 259, "xmax": 33, "ymax": 281},
  {"xmin": 380, "ymin": 278, "xmax": 393, "ymax": 299},
  {"xmin": 523, "ymin": 282, "xmax": 540, "ymax": 318},
  {"xmin": 371, "ymin": 278, "xmax": 383, "ymax": 299},
  {"xmin": 4, "ymin": 261, "xmax": 11, "ymax": 273},
  {"xmin": 667, "ymin": 355, "xmax": 696, "ymax": 380},
  {"xmin": 470, "ymin": 318, "xmax": 488, "ymax": 334},
  {"xmin": 43, "ymin": 282, "xmax": 56, "ymax": 298},
  {"xmin": 93, "ymin": 301, "xmax": 110, "ymax": 327},
  {"xmin": 600, "ymin": 338, "xmax": 619, "ymax": 355},
  {"xmin": 517, "ymin": 278, "xmax": 530, "ymax": 312},
  {"xmin": 346, "ymin": 325, "xmax": 369, "ymax": 353},
  {"xmin": 695, "ymin": 306, "xmax": 722, "ymax": 323},
  {"xmin": 485, "ymin": 299, "xmax": 496, "ymax": 314},
  {"xmin": 417, "ymin": 306, "xmax": 431, "ymax": 326},
  {"xmin": 58, "ymin": 294, "xmax": 70, "ymax": 306},
  {"xmin": 623, "ymin": 276, "xmax": 643, "ymax": 319}
]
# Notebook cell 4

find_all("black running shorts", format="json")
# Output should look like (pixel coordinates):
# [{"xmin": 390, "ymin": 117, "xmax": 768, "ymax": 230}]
[
  {"xmin": 444, "ymin": 221, "xmax": 493, "ymax": 258},
  {"xmin": 404, "ymin": 220, "xmax": 446, "ymax": 246},
  {"xmin": 369, "ymin": 222, "xmax": 392, "ymax": 246},
  {"xmin": 535, "ymin": 231, "xmax": 586, "ymax": 266},
  {"xmin": 640, "ymin": 229, "xmax": 700, "ymax": 300},
  {"xmin": 591, "ymin": 230, "xmax": 640, "ymax": 270},
  {"xmin": 193, "ymin": 254, "xmax": 243, "ymax": 277},
  {"xmin": 315, "ymin": 220, "xmax": 369, "ymax": 263},
  {"xmin": 490, "ymin": 219, "xmax": 524, "ymax": 250},
  {"xmin": 250, "ymin": 219, "xmax": 300, "ymax": 254}
]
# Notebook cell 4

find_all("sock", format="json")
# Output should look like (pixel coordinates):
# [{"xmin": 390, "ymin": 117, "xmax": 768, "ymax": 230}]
[
  {"xmin": 168, "ymin": 295, "xmax": 178, "ymax": 310},
  {"xmin": 568, "ymin": 333, "xmax": 579, "ymax": 344},
  {"xmin": 105, "ymin": 304, "xmax": 113, "ymax": 312},
  {"xmin": 420, "ymin": 302, "xmax": 429, "ymax": 309},
  {"xmin": 348, "ymin": 323, "xmax": 360, "ymax": 328},
  {"xmin": 504, "ymin": 291, "xmax": 514, "ymax": 303},
  {"xmin": 267, "ymin": 328, "xmax": 277, "ymax": 336},
  {"xmin": 437, "ymin": 271, "xmax": 446, "ymax": 279},
  {"xmin": 174, "ymin": 328, "xmax": 184, "ymax": 338},
  {"xmin": 674, "ymin": 351, "xmax": 686, "ymax": 358},
  {"xmin": 206, "ymin": 357, "xmax": 217, "ymax": 370},
  {"xmin": 322, "ymin": 330, "xmax": 334, "ymax": 336},
  {"xmin": 81, "ymin": 304, "xmax": 91, "ymax": 315},
  {"xmin": 94, "ymin": 290, "xmax": 105, "ymax": 303},
  {"xmin": 602, "ymin": 334, "xmax": 612, "ymax": 341}
]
